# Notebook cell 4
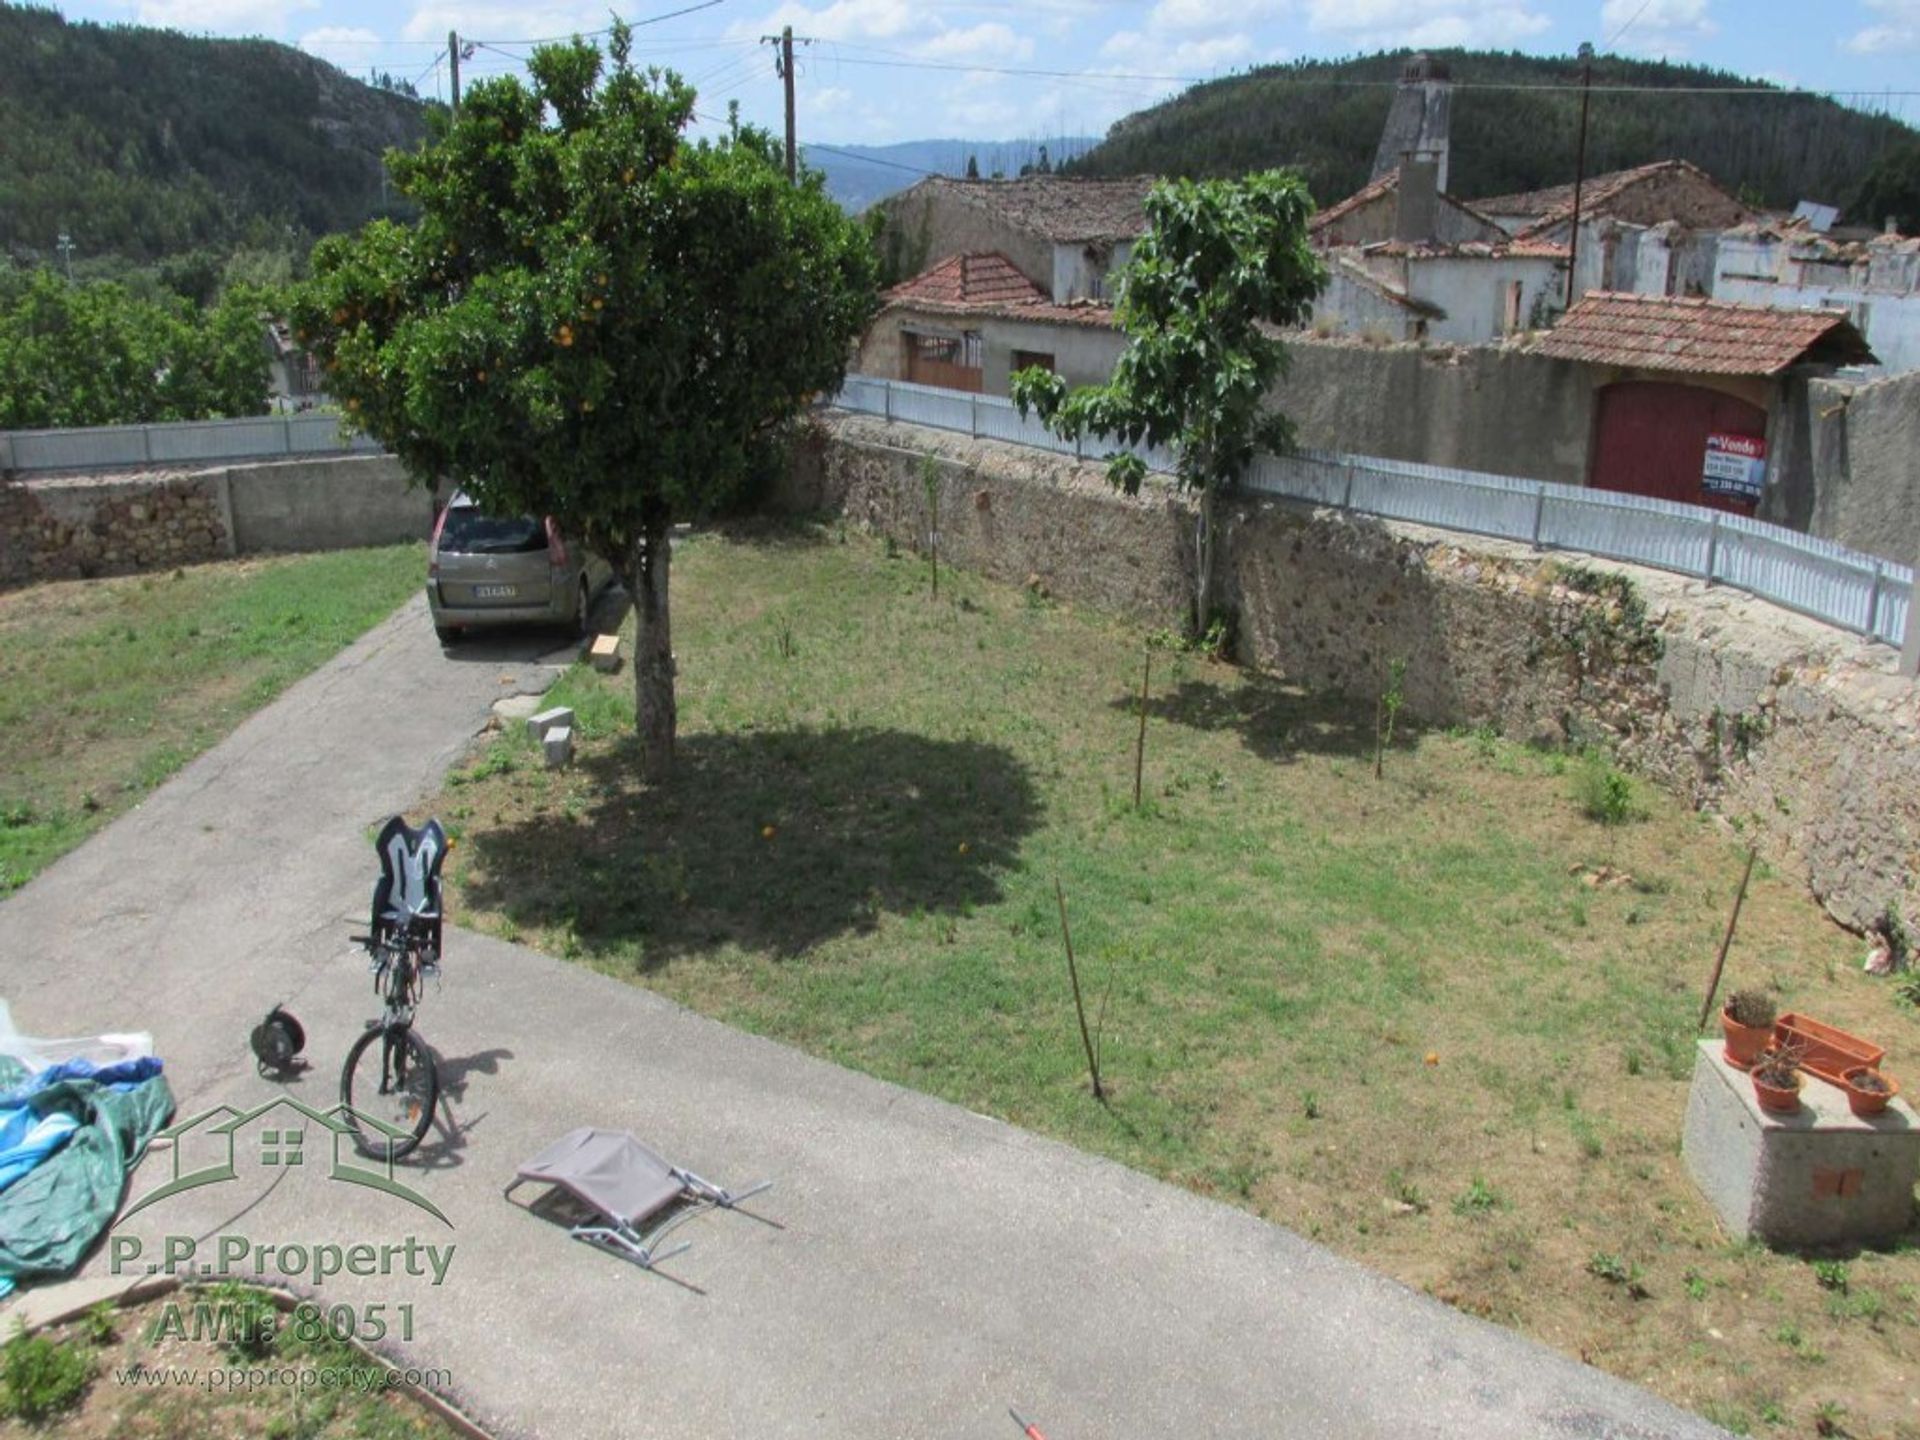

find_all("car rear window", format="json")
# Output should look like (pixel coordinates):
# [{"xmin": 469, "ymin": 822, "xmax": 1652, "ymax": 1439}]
[{"xmin": 438, "ymin": 507, "xmax": 546, "ymax": 555}]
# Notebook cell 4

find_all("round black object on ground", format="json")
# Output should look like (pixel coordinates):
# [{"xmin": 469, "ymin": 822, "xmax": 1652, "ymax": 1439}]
[{"xmin": 250, "ymin": 1007, "xmax": 306, "ymax": 1075}]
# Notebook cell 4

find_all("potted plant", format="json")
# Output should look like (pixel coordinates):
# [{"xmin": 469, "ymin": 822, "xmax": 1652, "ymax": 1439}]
[
  {"xmin": 1721, "ymin": 989, "xmax": 1776, "ymax": 1070},
  {"xmin": 1750, "ymin": 1043, "xmax": 1807, "ymax": 1114},
  {"xmin": 1841, "ymin": 1066, "xmax": 1900, "ymax": 1118}
]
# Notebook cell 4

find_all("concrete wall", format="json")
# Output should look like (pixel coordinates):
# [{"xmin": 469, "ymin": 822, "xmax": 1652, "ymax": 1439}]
[
  {"xmin": 1271, "ymin": 339, "xmax": 1600, "ymax": 487},
  {"xmin": 788, "ymin": 411, "xmax": 1920, "ymax": 934},
  {"xmin": 1052, "ymin": 241, "xmax": 1130, "ymax": 304},
  {"xmin": 1804, "ymin": 369, "xmax": 1920, "ymax": 566},
  {"xmin": 1311, "ymin": 266, "xmax": 1423, "ymax": 343},
  {"xmin": 0, "ymin": 454, "xmax": 435, "ymax": 588},
  {"xmin": 1404, "ymin": 256, "xmax": 1562, "ymax": 345},
  {"xmin": 226, "ymin": 455, "xmax": 433, "ymax": 554}
]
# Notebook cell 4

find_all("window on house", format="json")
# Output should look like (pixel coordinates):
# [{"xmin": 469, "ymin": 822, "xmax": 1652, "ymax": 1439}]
[
  {"xmin": 1502, "ymin": 281, "xmax": 1524, "ymax": 334},
  {"xmin": 1011, "ymin": 349, "xmax": 1057, "ymax": 376}
]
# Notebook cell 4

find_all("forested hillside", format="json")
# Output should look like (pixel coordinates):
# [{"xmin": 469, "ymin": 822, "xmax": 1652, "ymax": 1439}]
[
  {"xmin": 1069, "ymin": 49, "xmax": 1916, "ymax": 217},
  {"xmin": 0, "ymin": 3, "xmax": 428, "ymax": 265}
]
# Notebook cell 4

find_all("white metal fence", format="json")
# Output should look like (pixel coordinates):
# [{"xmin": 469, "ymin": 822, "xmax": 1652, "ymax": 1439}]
[
  {"xmin": 0, "ymin": 414, "xmax": 382, "ymax": 473},
  {"xmin": 832, "ymin": 377, "xmax": 1912, "ymax": 647}
]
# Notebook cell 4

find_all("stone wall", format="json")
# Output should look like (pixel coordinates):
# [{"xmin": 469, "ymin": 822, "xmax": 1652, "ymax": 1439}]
[
  {"xmin": 790, "ymin": 411, "xmax": 1920, "ymax": 933},
  {"xmin": 0, "ymin": 454, "xmax": 435, "ymax": 588},
  {"xmin": 0, "ymin": 472, "xmax": 231, "ymax": 584}
]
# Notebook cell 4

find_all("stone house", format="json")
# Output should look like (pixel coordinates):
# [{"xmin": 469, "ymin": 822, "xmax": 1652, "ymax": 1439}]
[
  {"xmin": 876, "ymin": 174, "xmax": 1155, "ymax": 305},
  {"xmin": 1527, "ymin": 290, "xmax": 1874, "ymax": 520},
  {"xmin": 1714, "ymin": 217, "xmax": 1920, "ymax": 375},
  {"xmin": 1474, "ymin": 159, "xmax": 1755, "ymax": 304},
  {"xmin": 1308, "ymin": 161, "xmax": 1567, "ymax": 344},
  {"xmin": 854, "ymin": 252, "xmax": 1123, "ymax": 396}
]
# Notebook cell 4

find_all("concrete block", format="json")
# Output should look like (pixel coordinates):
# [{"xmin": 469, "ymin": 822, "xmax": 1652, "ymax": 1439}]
[
  {"xmin": 527, "ymin": 706, "xmax": 574, "ymax": 742},
  {"xmin": 541, "ymin": 725, "xmax": 574, "ymax": 770},
  {"xmin": 1682, "ymin": 1040, "xmax": 1919, "ymax": 1247},
  {"xmin": 589, "ymin": 633, "xmax": 622, "ymax": 673}
]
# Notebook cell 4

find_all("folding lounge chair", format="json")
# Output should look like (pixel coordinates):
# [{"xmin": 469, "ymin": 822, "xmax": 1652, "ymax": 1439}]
[{"xmin": 505, "ymin": 1127, "xmax": 772, "ymax": 1270}]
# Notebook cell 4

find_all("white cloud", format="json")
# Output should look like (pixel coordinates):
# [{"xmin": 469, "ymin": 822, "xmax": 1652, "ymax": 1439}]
[
  {"xmin": 298, "ymin": 26, "xmax": 383, "ymax": 69},
  {"xmin": 1845, "ymin": 0, "xmax": 1920, "ymax": 52},
  {"xmin": 730, "ymin": 0, "xmax": 920, "ymax": 45},
  {"xmin": 401, "ymin": 2, "xmax": 607, "ymax": 43},
  {"xmin": 1101, "ymin": 29, "xmax": 1255, "ymax": 73},
  {"xmin": 1600, "ymin": 0, "xmax": 1716, "ymax": 56},
  {"xmin": 1149, "ymin": 0, "xmax": 1288, "ymax": 32},
  {"xmin": 122, "ymin": 0, "xmax": 315, "ymax": 34},
  {"xmin": 917, "ymin": 22, "xmax": 1036, "ymax": 64},
  {"xmin": 1304, "ymin": 0, "xmax": 1549, "ymax": 48}
]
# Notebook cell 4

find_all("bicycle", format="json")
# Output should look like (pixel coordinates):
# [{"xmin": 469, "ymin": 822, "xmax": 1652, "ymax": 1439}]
[{"xmin": 342, "ymin": 817, "xmax": 448, "ymax": 1160}]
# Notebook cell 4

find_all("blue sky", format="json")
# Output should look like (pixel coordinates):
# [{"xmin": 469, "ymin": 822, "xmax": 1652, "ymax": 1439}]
[{"xmin": 51, "ymin": 0, "xmax": 1920, "ymax": 144}]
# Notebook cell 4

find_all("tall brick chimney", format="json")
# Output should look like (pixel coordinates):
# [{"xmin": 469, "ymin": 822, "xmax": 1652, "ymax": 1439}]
[{"xmin": 1372, "ymin": 53, "xmax": 1452, "ymax": 194}]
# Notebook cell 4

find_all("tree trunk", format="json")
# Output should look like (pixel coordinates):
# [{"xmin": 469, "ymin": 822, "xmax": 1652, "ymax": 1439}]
[
  {"xmin": 631, "ymin": 514, "xmax": 676, "ymax": 783},
  {"xmin": 1193, "ymin": 480, "xmax": 1217, "ymax": 639}
]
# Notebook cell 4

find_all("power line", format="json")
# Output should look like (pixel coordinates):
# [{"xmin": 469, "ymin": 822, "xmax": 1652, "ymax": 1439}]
[
  {"xmin": 475, "ymin": 0, "xmax": 736, "ymax": 47},
  {"xmin": 1604, "ymin": 0, "xmax": 1657, "ymax": 51},
  {"xmin": 807, "ymin": 50, "xmax": 1920, "ymax": 100}
]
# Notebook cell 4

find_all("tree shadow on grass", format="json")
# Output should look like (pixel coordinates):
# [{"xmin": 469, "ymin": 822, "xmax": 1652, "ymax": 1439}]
[
  {"xmin": 1109, "ymin": 672, "xmax": 1419, "ymax": 766},
  {"xmin": 460, "ymin": 727, "xmax": 1038, "ymax": 969}
]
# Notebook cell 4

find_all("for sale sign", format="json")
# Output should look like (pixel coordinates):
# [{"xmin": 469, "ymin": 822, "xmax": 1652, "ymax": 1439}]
[{"xmin": 1702, "ymin": 433, "xmax": 1767, "ymax": 503}]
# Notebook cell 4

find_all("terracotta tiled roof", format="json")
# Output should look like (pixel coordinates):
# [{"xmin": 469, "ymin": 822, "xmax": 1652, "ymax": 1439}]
[
  {"xmin": 886, "ymin": 252, "xmax": 1049, "ymax": 308},
  {"xmin": 1310, "ymin": 168, "xmax": 1506, "ymax": 240},
  {"xmin": 1529, "ymin": 292, "xmax": 1875, "ymax": 375},
  {"xmin": 1309, "ymin": 171, "xmax": 1400, "ymax": 234},
  {"xmin": 903, "ymin": 175, "xmax": 1155, "ymax": 243},
  {"xmin": 882, "ymin": 253, "xmax": 1119, "ymax": 328},
  {"xmin": 1473, "ymin": 160, "xmax": 1751, "ymax": 238}
]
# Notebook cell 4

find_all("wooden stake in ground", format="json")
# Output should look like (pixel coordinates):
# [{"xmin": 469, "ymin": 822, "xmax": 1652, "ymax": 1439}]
[
  {"xmin": 1055, "ymin": 877, "xmax": 1106, "ymax": 1101},
  {"xmin": 1133, "ymin": 646, "xmax": 1152, "ymax": 810},
  {"xmin": 1697, "ymin": 846, "xmax": 1760, "ymax": 1031}
]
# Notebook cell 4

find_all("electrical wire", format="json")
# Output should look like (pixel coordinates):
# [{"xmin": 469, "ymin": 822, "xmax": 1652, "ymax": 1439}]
[{"xmin": 475, "ymin": 0, "xmax": 736, "ymax": 47}]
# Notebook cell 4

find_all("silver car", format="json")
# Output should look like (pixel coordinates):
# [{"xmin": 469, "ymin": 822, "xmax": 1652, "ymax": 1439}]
[{"xmin": 428, "ymin": 491, "xmax": 612, "ymax": 642}]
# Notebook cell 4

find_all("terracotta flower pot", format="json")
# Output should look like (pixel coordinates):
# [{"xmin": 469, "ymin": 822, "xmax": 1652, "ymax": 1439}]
[
  {"xmin": 1751, "ymin": 1067, "xmax": 1803, "ymax": 1113},
  {"xmin": 1721, "ymin": 1006, "xmax": 1772, "ymax": 1070},
  {"xmin": 1842, "ymin": 1066, "xmax": 1899, "ymax": 1118}
]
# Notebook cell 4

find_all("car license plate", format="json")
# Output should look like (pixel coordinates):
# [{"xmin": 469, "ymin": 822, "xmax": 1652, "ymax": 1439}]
[{"xmin": 474, "ymin": 584, "xmax": 517, "ymax": 599}]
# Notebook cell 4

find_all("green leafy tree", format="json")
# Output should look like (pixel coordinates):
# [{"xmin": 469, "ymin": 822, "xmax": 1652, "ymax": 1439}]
[
  {"xmin": 965, "ymin": 153, "xmax": 980, "ymax": 180},
  {"xmin": 0, "ymin": 269, "xmax": 273, "ymax": 428},
  {"xmin": 1012, "ymin": 172, "xmax": 1324, "ymax": 636},
  {"xmin": 294, "ymin": 26, "xmax": 877, "ymax": 779},
  {"xmin": 1849, "ymin": 142, "xmax": 1920, "ymax": 234}
]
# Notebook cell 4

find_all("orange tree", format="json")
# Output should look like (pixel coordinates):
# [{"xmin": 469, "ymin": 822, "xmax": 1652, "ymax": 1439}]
[{"xmin": 294, "ymin": 25, "xmax": 876, "ymax": 779}]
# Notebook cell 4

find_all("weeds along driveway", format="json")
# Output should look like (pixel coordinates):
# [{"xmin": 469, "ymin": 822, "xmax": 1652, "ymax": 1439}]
[{"xmin": 0, "ymin": 580, "xmax": 1732, "ymax": 1437}]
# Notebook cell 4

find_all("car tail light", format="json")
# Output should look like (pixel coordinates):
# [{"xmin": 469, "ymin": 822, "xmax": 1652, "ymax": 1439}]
[
  {"xmin": 428, "ymin": 501, "xmax": 450, "ymax": 579},
  {"xmin": 545, "ymin": 517, "xmax": 569, "ymax": 567}
]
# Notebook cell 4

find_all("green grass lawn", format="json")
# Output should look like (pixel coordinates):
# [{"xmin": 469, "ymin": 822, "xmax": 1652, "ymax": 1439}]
[
  {"xmin": 436, "ymin": 521, "xmax": 1920, "ymax": 1438},
  {"xmin": 0, "ymin": 546, "xmax": 422, "ymax": 896}
]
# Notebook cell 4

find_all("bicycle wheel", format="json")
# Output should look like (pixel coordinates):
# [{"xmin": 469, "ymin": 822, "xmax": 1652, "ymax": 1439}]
[{"xmin": 340, "ymin": 1025, "xmax": 438, "ymax": 1160}]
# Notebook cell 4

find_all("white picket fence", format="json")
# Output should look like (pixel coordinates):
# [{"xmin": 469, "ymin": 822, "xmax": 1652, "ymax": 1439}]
[
  {"xmin": 833, "ymin": 376, "xmax": 1912, "ymax": 647},
  {"xmin": 0, "ymin": 414, "xmax": 381, "ymax": 473}
]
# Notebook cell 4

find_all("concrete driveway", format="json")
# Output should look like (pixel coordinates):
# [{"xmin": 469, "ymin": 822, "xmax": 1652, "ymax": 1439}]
[{"xmin": 0, "ymin": 596, "xmax": 1726, "ymax": 1440}]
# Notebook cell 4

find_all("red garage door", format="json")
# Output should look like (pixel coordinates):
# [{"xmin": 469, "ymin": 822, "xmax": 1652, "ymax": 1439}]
[{"xmin": 1589, "ymin": 381, "xmax": 1767, "ymax": 514}]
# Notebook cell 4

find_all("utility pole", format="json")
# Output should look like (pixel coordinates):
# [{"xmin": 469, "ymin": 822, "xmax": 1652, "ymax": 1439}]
[
  {"xmin": 448, "ymin": 30, "xmax": 462, "ymax": 116},
  {"xmin": 762, "ymin": 26, "xmax": 810, "ymax": 182},
  {"xmin": 55, "ymin": 231, "xmax": 74, "ymax": 283},
  {"xmin": 1564, "ymin": 41, "xmax": 1594, "ymax": 309}
]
